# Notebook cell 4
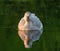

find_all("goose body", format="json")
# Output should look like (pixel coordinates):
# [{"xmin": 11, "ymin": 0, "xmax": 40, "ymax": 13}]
[{"xmin": 18, "ymin": 12, "xmax": 43, "ymax": 48}]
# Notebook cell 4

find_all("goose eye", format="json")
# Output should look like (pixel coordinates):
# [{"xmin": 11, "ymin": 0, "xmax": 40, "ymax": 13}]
[{"xmin": 27, "ymin": 16, "xmax": 29, "ymax": 17}]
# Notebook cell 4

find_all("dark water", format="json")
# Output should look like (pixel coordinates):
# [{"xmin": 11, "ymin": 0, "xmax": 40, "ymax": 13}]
[{"xmin": 0, "ymin": 0, "xmax": 60, "ymax": 51}]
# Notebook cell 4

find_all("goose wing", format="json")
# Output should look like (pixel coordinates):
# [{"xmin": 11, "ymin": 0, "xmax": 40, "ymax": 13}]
[{"xmin": 29, "ymin": 13, "xmax": 43, "ymax": 30}]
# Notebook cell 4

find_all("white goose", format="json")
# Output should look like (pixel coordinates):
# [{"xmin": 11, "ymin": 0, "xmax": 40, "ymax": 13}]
[{"xmin": 18, "ymin": 12, "xmax": 43, "ymax": 48}]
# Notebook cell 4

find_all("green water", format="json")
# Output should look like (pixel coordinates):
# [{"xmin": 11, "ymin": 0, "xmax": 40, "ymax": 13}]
[{"xmin": 0, "ymin": 0, "xmax": 60, "ymax": 51}]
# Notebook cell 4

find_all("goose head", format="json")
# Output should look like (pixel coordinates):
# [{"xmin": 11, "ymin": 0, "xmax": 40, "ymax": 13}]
[{"xmin": 24, "ymin": 12, "xmax": 31, "ymax": 22}]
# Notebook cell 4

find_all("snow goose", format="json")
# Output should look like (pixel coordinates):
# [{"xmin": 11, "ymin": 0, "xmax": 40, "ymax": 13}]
[{"xmin": 18, "ymin": 12, "xmax": 43, "ymax": 48}]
